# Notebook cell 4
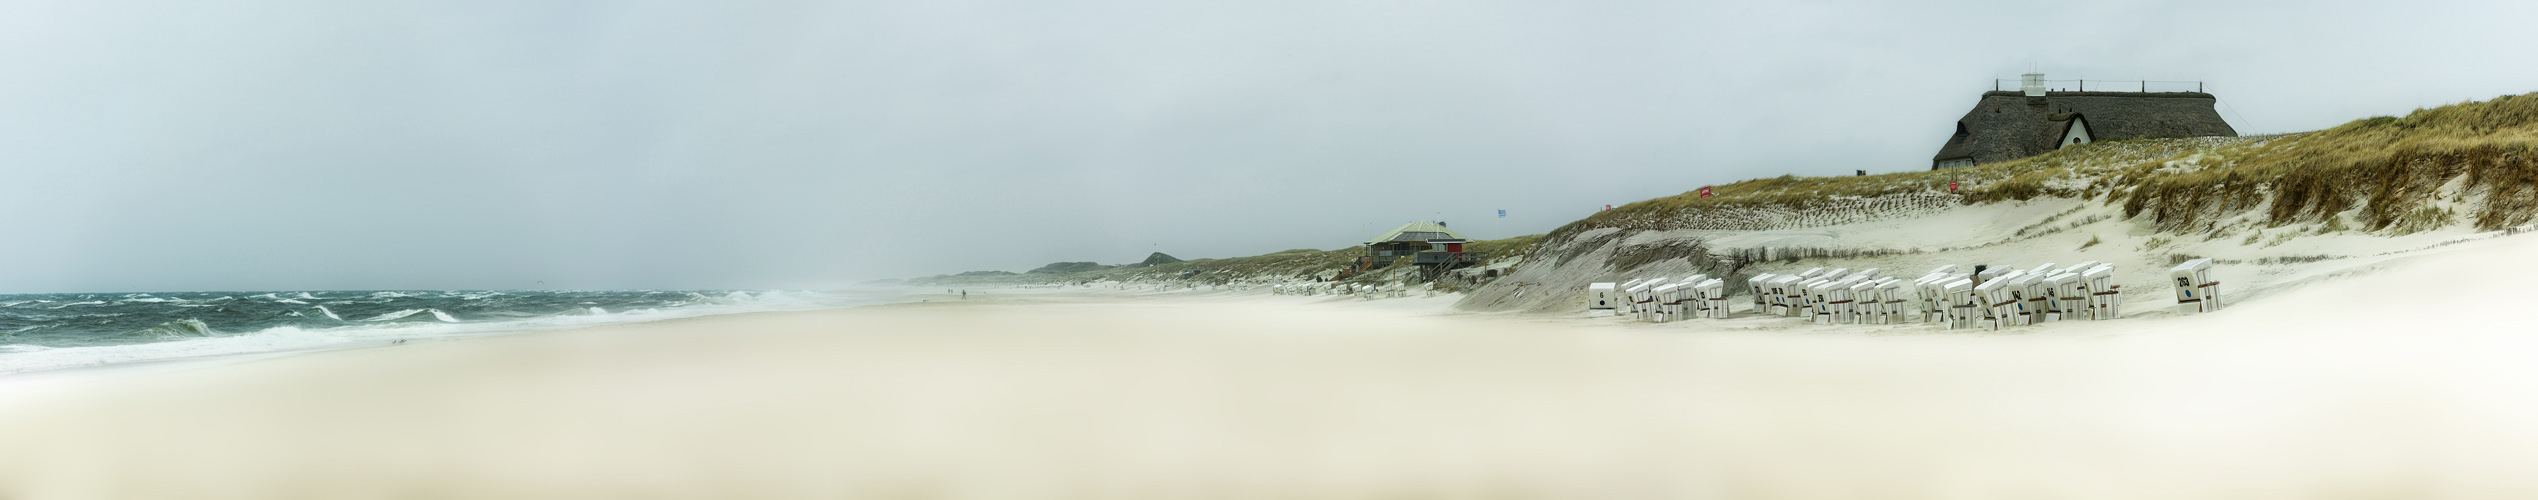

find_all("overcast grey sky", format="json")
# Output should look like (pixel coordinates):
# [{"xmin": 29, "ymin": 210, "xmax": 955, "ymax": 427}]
[{"xmin": 3, "ymin": 0, "xmax": 2533, "ymax": 292}]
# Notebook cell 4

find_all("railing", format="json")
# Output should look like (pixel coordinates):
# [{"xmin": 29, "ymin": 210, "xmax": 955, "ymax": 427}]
[
  {"xmin": 1993, "ymin": 79, "xmax": 2206, "ymax": 93},
  {"xmin": 1413, "ymin": 251, "xmax": 1489, "ymax": 265}
]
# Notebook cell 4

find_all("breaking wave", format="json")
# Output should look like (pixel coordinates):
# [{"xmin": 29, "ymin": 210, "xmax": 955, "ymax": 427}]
[{"xmin": 0, "ymin": 289, "xmax": 901, "ymax": 375}]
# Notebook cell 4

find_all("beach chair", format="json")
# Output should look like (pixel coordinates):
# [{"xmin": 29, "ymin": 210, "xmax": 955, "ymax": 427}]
[
  {"xmin": 1746, "ymin": 274, "xmax": 1776, "ymax": 314},
  {"xmin": 1654, "ymin": 283, "xmax": 1684, "ymax": 322},
  {"xmin": 1877, "ymin": 278, "xmax": 1908, "ymax": 325},
  {"xmin": 1587, "ymin": 282, "xmax": 1618, "ymax": 317},
  {"xmin": 1852, "ymin": 278, "xmax": 1884, "ymax": 324},
  {"xmin": 1979, "ymin": 271, "xmax": 2020, "ymax": 329},
  {"xmin": 2018, "ymin": 273, "xmax": 2053, "ymax": 325},
  {"xmin": 1914, "ymin": 274, "xmax": 1945, "ymax": 323},
  {"xmin": 2047, "ymin": 272, "xmax": 2083, "ymax": 322},
  {"xmin": 1942, "ymin": 278, "xmax": 1977, "ymax": 330},
  {"xmin": 2170, "ymin": 259, "xmax": 2220, "ymax": 313},
  {"xmin": 2083, "ymin": 265, "xmax": 2119, "ymax": 320},
  {"xmin": 1697, "ymin": 279, "xmax": 1729, "ymax": 318},
  {"xmin": 1767, "ymin": 275, "xmax": 1802, "ymax": 316},
  {"xmin": 1830, "ymin": 276, "xmax": 1867, "ymax": 324}
]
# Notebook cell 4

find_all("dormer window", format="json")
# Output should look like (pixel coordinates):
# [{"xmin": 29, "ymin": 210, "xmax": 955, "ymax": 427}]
[{"xmin": 2058, "ymin": 116, "xmax": 2093, "ymax": 148}]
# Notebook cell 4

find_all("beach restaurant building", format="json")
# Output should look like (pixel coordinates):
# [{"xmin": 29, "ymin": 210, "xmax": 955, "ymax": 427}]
[{"xmin": 1358, "ymin": 221, "xmax": 1480, "ymax": 272}]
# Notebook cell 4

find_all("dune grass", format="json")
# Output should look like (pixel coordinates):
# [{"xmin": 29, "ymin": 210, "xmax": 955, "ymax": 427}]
[
  {"xmin": 914, "ymin": 234, "xmax": 1548, "ymax": 286},
  {"xmin": 1546, "ymin": 91, "xmax": 2538, "ymax": 246},
  {"xmin": 2118, "ymin": 93, "xmax": 2538, "ymax": 233}
]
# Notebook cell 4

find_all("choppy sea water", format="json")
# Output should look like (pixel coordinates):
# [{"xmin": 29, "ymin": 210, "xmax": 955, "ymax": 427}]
[{"xmin": 0, "ymin": 289, "xmax": 905, "ymax": 375}]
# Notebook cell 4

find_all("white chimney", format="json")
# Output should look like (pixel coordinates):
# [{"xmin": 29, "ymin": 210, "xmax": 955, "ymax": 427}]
[{"xmin": 2021, "ymin": 73, "xmax": 2047, "ymax": 97}]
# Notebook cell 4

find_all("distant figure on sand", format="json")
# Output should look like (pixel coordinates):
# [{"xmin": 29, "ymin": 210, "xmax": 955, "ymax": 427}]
[{"xmin": 961, "ymin": 290, "xmax": 968, "ymax": 299}]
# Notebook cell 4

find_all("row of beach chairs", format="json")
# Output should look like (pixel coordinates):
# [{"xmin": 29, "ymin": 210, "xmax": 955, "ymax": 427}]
[
  {"xmin": 1585, "ymin": 260, "xmax": 2226, "ymax": 329},
  {"xmin": 1585, "ymin": 274, "xmax": 1731, "ymax": 322}
]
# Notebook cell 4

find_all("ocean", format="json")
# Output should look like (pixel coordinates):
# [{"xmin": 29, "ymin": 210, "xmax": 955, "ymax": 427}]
[{"xmin": 0, "ymin": 289, "xmax": 908, "ymax": 375}]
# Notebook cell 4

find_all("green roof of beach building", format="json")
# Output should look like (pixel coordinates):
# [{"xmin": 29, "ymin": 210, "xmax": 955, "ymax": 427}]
[{"xmin": 1365, "ymin": 221, "xmax": 1467, "ymax": 245}]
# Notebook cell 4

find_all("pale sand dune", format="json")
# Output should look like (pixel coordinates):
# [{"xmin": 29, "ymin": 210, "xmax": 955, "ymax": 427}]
[{"xmin": 5, "ymin": 240, "xmax": 2538, "ymax": 498}]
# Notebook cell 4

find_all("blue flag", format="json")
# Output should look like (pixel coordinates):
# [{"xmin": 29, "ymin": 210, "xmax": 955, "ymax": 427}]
[{"xmin": 1497, "ymin": 210, "xmax": 1506, "ymax": 218}]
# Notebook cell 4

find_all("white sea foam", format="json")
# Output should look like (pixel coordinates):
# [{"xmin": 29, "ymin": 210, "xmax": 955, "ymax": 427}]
[
  {"xmin": 362, "ymin": 309, "xmax": 433, "ymax": 322},
  {"xmin": 0, "ymin": 289, "xmax": 897, "ymax": 375}
]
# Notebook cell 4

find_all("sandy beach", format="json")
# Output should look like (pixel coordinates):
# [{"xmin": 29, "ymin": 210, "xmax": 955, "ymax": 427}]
[{"xmin": 6, "ymin": 236, "xmax": 2538, "ymax": 499}]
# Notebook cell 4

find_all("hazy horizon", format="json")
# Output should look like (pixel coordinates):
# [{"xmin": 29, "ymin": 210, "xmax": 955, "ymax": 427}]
[{"xmin": 5, "ymin": 0, "xmax": 2534, "ymax": 293}]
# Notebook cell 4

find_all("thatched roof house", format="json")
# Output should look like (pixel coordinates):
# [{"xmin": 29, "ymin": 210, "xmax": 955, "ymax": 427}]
[{"xmin": 1931, "ymin": 90, "xmax": 2237, "ymax": 170}]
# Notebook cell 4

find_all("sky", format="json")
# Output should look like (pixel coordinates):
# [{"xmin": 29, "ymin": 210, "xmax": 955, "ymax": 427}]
[{"xmin": 3, "ymin": 0, "xmax": 2534, "ymax": 292}]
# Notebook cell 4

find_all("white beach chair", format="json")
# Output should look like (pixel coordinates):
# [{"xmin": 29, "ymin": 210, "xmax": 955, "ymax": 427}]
[
  {"xmin": 2018, "ymin": 273, "xmax": 2053, "ymax": 325},
  {"xmin": 1834, "ymin": 276, "xmax": 1869, "ymax": 324},
  {"xmin": 1697, "ymin": 279, "xmax": 1729, "ymax": 318},
  {"xmin": 2058, "ymin": 261, "xmax": 2099, "ymax": 276},
  {"xmin": 1843, "ymin": 279, "xmax": 1876, "ymax": 324},
  {"xmin": 1653, "ymin": 283, "xmax": 1683, "ymax": 322},
  {"xmin": 1942, "ymin": 278, "xmax": 1977, "ymax": 330},
  {"xmin": 2083, "ymin": 265, "xmax": 2119, "ymax": 320},
  {"xmin": 1914, "ymin": 274, "xmax": 1946, "ymax": 323},
  {"xmin": 1877, "ymin": 278, "xmax": 1908, "ymax": 325},
  {"xmin": 2046, "ymin": 272, "xmax": 2083, "ymax": 322},
  {"xmin": 2170, "ymin": 258, "xmax": 2220, "ymax": 313},
  {"xmin": 1756, "ymin": 275, "xmax": 1776, "ymax": 314},
  {"xmin": 1767, "ymin": 275, "xmax": 1803, "ymax": 316},
  {"xmin": 1587, "ymin": 282, "xmax": 1618, "ymax": 317},
  {"xmin": 1982, "ymin": 270, "xmax": 2029, "ymax": 329}
]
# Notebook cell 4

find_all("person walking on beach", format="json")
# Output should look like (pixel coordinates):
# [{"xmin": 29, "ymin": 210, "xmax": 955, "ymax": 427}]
[{"xmin": 961, "ymin": 290, "xmax": 968, "ymax": 300}]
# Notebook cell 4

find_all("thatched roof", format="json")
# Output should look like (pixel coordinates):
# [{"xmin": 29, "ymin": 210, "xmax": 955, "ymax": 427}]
[{"xmin": 1932, "ymin": 91, "xmax": 2237, "ymax": 169}]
